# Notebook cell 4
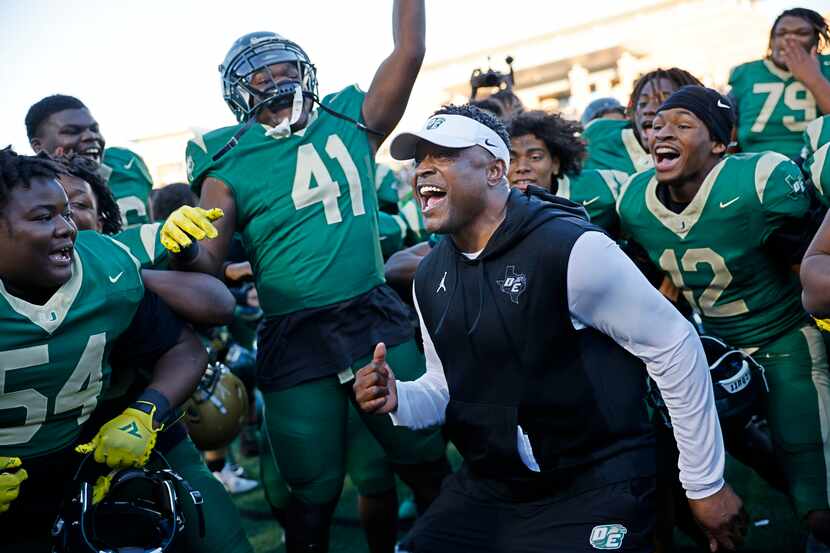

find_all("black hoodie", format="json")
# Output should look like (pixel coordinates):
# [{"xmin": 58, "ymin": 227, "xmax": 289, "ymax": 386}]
[{"xmin": 413, "ymin": 186, "xmax": 655, "ymax": 492}]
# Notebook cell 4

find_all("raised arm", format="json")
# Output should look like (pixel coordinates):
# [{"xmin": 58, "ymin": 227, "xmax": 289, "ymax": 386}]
[{"xmin": 361, "ymin": 0, "xmax": 426, "ymax": 151}]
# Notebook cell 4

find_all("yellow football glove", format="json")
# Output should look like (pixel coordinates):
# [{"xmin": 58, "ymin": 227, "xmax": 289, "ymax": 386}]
[
  {"xmin": 0, "ymin": 456, "xmax": 27, "ymax": 514},
  {"xmin": 75, "ymin": 405, "xmax": 158, "ymax": 468},
  {"xmin": 160, "ymin": 206, "xmax": 224, "ymax": 254},
  {"xmin": 91, "ymin": 470, "xmax": 118, "ymax": 505},
  {"xmin": 815, "ymin": 316, "xmax": 830, "ymax": 333}
]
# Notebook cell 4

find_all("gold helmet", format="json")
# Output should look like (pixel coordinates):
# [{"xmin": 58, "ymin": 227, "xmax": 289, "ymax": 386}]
[{"xmin": 184, "ymin": 363, "xmax": 249, "ymax": 451}]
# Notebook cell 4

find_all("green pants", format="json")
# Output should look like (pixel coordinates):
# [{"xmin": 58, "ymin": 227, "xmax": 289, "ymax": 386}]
[
  {"xmin": 262, "ymin": 339, "xmax": 446, "ymax": 504},
  {"xmin": 165, "ymin": 437, "xmax": 254, "ymax": 553},
  {"xmin": 754, "ymin": 324, "xmax": 830, "ymax": 519},
  {"xmin": 261, "ymin": 402, "xmax": 396, "ymax": 510}
]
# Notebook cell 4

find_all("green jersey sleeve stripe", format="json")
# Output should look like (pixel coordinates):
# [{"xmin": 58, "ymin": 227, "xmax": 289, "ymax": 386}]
[
  {"xmin": 813, "ymin": 144, "xmax": 830, "ymax": 197},
  {"xmin": 140, "ymin": 223, "xmax": 162, "ymax": 263},
  {"xmin": 754, "ymin": 152, "xmax": 791, "ymax": 203},
  {"xmin": 806, "ymin": 118, "xmax": 825, "ymax": 153}
]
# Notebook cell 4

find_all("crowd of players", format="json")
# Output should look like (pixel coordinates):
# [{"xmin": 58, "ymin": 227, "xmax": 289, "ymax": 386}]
[{"xmin": 2, "ymin": 1, "xmax": 830, "ymax": 552}]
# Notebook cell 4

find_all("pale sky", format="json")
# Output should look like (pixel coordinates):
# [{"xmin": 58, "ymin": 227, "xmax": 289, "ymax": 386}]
[{"xmin": 0, "ymin": 0, "xmax": 824, "ymax": 154}]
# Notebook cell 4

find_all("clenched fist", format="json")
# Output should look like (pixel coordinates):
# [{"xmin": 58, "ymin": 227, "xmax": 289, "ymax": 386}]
[{"xmin": 354, "ymin": 343, "xmax": 398, "ymax": 414}]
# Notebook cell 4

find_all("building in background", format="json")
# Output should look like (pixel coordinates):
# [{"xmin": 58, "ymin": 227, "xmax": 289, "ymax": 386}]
[{"xmin": 132, "ymin": 0, "xmax": 824, "ymax": 181}]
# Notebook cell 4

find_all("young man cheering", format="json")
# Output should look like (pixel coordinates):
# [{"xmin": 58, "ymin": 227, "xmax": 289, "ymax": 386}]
[
  {"xmin": 354, "ymin": 104, "xmax": 747, "ymax": 552},
  {"xmin": 619, "ymin": 85, "xmax": 830, "ymax": 549}
]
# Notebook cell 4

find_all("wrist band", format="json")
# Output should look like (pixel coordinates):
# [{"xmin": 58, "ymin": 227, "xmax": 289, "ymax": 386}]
[
  {"xmin": 174, "ymin": 242, "xmax": 200, "ymax": 264},
  {"xmin": 133, "ymin": 389, "xmax": 175, "ymax": 429}
]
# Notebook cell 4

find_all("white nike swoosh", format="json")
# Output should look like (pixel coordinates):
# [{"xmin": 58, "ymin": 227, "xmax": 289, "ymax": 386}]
[
  {"xmin": 109, "ymin": 271, "xmax": 124, "ymax": 284},
  {"xmin": 124, "ymin": 158, "xmax": 135, "ymax": 170},
  {"xmin": 717, "ymin": 100, "xmax": 730, "ymax": 109},
  {"xmin": 582, "ymin": 196, "xmax": 601, "ymax": 206},
  {"xmin": 719, "ymin": 197, "xmax": 740, "ymax": 209}
]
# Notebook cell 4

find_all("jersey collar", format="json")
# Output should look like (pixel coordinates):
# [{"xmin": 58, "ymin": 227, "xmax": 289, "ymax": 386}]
[
  {"xmin": 0, "ymin": 253, "xmax": 84, "ymax": 334},
  {"xmin": 621, "ymin": 129, "xmax": 653, "ymax": 173},
  {"xmin": 763, "ymin": 58, "xmax": 791, "ymax": 81},
  {"xmin": 645, "ymin": 157, "xmax": 729, "ymax": 239}
]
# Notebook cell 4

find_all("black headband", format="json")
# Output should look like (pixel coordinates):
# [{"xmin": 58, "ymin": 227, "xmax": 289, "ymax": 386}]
[{"xmin": 657, "ymin": 85, "xmax": 735, "ymax": 146}]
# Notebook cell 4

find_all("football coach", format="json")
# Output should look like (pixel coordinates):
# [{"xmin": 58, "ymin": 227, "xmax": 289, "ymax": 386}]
[{"xmin": 354, "ymin": 104, "xmax": 748, "ymax": 552}]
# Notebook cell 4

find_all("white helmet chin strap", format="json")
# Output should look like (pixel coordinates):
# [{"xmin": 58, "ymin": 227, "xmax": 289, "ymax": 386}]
[{"xmin": 266, "ymin": 86, "xmax": 305, "ymax": 138}]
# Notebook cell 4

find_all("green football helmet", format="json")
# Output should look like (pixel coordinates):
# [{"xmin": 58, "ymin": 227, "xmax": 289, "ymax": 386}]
[{"xmin": 219, "ymin": 31, "xmax": 318, "ymax": 123}]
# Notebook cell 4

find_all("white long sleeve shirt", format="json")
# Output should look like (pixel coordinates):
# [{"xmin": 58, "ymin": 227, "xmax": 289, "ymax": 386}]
[{"xmin": 391, "ymin": 231, "xmax": 725, "ymax": 500}]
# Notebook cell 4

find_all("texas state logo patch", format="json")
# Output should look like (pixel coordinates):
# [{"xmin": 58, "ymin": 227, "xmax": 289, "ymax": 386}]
[{"xmin": 496, "ymin": 265, "xmax": 527, "ymax": 304}]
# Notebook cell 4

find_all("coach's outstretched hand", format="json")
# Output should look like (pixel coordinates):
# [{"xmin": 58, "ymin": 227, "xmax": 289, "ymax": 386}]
[
  {"xmin": 354, "ymin": 343, "xmax": 398, "ymax": 414},
  {"xmin": 160, "ymin": 206, "xmax": 224, "ymax": 254},
  {"xmin": 688, "ymin": 483, "xmax": 749, "ymax": 551}
]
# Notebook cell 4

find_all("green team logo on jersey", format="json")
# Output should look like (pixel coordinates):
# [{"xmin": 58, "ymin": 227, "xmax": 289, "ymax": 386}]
[
  {"xmin": 785, "ymin": 173, "xmax": 806, "ymax": 196},
  {"xmin": 590, "ymin": 524, "xmax": 627, "ymax": 550}
]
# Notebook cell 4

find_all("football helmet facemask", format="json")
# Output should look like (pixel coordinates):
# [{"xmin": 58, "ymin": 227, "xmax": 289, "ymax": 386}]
[
  {"xmin": 220, "ymin": 31, "xmax": 318, "ymax": 124},
  {"xmin": 647, "ymin": 335, "xmax": 768, "ymax": 427},
  {"xmin": 700, "ymin": 335, "xmax": 768, "ymax": 420},
  {"xmin": 184, "ymin": 363, "xmax": 249, "ymax": 451},
  {"xmin": 53, "ymin": 452, "xmax": 203, "ymax": 553}
]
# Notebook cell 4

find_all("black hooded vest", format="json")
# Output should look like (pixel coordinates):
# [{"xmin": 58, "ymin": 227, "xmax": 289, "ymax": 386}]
[{"xmin": 413, "ymin": 188, "xmax": 655, "ymax": 488}]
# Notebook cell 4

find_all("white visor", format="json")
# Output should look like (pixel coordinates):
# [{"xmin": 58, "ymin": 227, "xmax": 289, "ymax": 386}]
[{"xmin": 390, "ymin": 114, "xmax": 510, "ymax": 171}]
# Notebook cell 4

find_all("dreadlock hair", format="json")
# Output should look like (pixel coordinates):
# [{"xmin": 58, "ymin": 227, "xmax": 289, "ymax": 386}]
[
  {"xmin": 627, "ymin": 68, "xmax": 703, "ymax": 145},
  {"xmin": 58, "ymin": 154, "xmax": 122, "ymax": 235},
  {"xmin": 0, "ymin": 147, "xmax": 67, "ymax": 215},
  {"xmin": 769, "ymin": 8, "xmax": 829, "ymax": 54},
  {"xmin": 25, "ymin": 95, "xmax": 86, "ymax": 140},
  {"xmin": 508, "ymin": 111, "xmax": 586, "ymax": 180},
  {"xmin": 627, "ymin": 68, "xmax": 703, "ymax": 116},
  {"xmin": 432, "ymin": 104, "xmax": 511, "ymax": 153}
]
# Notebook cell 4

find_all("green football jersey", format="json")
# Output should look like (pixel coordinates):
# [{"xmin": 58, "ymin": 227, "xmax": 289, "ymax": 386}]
[
  {"xmin": 102, "ymin": 147, "xmax": 155, "ymax": 228},
  {"xmin": 378, "ymin": 211, "xmax": 406, "ymax": 259},
  {"xmin": 804, "ymin": 115, "xmax": 830, "ymax": 203},
  {"xmin": 0, "ymin": 232, "xmax": 144, "ymax": 459},
  {"xmin": 187, "ymin": 85, "xmax": 384, "ymax": 317},
  {"xmin": 582, "ymin": 118, "xmax": 652, "ymax": 175},
  {"xmin": 729, "ymin": 56, "xmax": 830, "ymax": 159},
  {"xmin": 112, "ymin": 223, "xmax": 167, "ymax": 269},
  {"xmin": 618, "ymin": 152, "xmax": 809, "ymax": 348},
  {"xmin": 375, "ymin": 163, "xmax": 400, "ymax": 214},
  {"xmin": 555, "ymin": 169, "xmax": 625, "ymax": 232}
]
